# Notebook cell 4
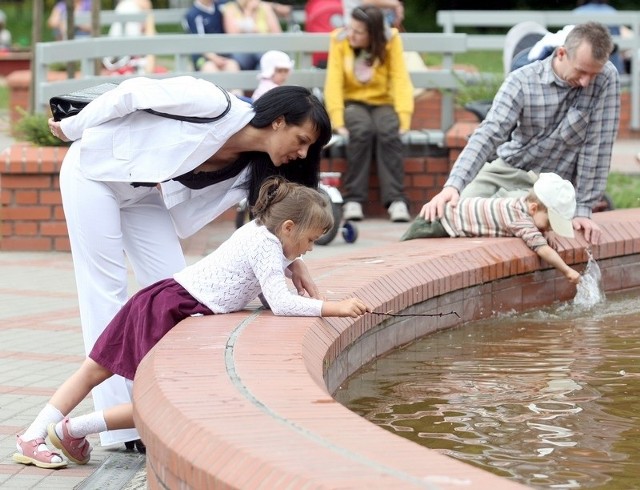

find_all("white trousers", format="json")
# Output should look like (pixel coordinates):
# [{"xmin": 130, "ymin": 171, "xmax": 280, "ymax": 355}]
[{"xmin": 60, "ymin": 142, "xmax": 186, "ymax": 446}]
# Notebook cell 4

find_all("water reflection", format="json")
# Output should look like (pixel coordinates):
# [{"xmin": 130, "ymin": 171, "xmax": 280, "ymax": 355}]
[{"xmin": 335, "ymin": 291, "xmax": 640, "ymax": 489}]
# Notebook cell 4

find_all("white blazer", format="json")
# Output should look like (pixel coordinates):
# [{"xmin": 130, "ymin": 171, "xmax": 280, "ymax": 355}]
[{"xmin": 60, "ymin": 76, "xmax": 256, "ymax": 238}]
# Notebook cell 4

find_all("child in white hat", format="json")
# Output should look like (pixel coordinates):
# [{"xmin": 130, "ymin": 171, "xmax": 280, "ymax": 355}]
[
  {"xmin": 252, "ymin": 50, "xmax": 294, "ymax": 101},
  {"xmin": 401, "ymin": 172, "xmax": 581, "ymax": 285}
]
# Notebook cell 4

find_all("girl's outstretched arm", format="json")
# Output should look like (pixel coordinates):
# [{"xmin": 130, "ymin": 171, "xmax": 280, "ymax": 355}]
[{"xmin": 322, "ymin": 298, "xmax": 370, "ymax": 318}]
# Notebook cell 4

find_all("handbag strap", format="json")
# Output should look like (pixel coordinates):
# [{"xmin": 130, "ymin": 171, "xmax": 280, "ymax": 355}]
[{"xmin": 143, "ymin": 84, "xmax": 232, "ymax": 123}]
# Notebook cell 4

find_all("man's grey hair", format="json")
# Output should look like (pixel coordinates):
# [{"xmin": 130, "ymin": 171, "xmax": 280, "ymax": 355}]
[{"xmin": 564, "ymin": 22, "xmax": 614, "ymax": 63}]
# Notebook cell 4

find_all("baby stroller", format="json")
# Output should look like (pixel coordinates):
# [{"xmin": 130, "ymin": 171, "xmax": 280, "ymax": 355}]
[{"xmin": 235, "ymin": 171, "xmax": 358, "ymax": 246}]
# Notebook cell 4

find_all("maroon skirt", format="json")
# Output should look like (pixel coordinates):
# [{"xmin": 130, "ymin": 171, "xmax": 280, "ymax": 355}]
[{"xmin": 90, "ymin": 278, "xmax": 212, "ymax": 380}]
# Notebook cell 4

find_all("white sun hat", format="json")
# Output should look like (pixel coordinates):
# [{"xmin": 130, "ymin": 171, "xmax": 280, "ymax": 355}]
[
  {"xmin": 258, "ymin": 50, "xmax": 295, "ymax": 79},
  {"xmin": 533, "ymin": 172, "xmax": 576, "ymax": 238}
]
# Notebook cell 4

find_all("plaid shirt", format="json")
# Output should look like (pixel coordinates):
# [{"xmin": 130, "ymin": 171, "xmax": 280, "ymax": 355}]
[
  {"xmin": 441, "ymin": 197, "xmax": 548, "ymax": 251},
  {"xmin": 447, "ymin": 52, "xmax": 620, "ymax": 218}
]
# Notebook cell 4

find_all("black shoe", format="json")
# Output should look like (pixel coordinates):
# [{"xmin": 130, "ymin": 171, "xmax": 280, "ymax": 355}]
[{"xmin": 124, "ymin": 439, "xmax": 146, "ymax": 454}]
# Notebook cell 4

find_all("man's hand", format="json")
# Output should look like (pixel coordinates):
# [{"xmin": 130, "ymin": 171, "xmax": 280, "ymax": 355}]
[
  {"xmin": 288, "ymin": 260, "xmax": 320, "ymax": 299},
  {"xmin": 419, "ymin": 187, "xmax": 460, "ymax": 221},
  {"xmin": 573, "ymin": 217, "xmax": 602, "ymax": 245}
]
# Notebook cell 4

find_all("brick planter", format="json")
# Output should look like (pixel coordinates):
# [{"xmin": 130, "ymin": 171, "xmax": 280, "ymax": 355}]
[
  {"xmin": 0, "ymin": 139, "xmax": 462, "ymax": 252},
  {"xmin": 1, "ymin": 144, "xmax": 70, "ymax": 251},
  {"xmin": 1, "ymin": 84, "xmax": 478, "ymax": 251}
]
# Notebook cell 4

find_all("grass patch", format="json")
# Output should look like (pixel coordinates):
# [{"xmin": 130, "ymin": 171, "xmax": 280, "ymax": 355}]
[
  {"xmin": 606, "ymin": 172, "xmax": 640, "ymax": 209},
  {"xmin": 454, "ymin": 51, "xmax": 503, "ymax": 74},
  {"xmin": 0, "ymin": 83, "xmax": 8, "ymax": 111},
  {"xmin": 424, "ymin": 50, "xmax": 503, "ymax": 74}
]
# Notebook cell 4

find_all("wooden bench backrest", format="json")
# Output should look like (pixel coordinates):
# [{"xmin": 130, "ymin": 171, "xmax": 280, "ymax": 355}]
[{"xmin": 33, "ymin": 32, "xmax": 468, "ymax": 132}]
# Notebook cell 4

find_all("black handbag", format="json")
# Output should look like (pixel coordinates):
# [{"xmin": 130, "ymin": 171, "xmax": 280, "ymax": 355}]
[{"xmin": 49, "ymin": 81, "xmax": 232, "ymax": 122}]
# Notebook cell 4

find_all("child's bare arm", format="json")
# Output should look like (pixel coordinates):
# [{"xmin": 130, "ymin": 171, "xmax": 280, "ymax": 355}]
[
  {"xmin": 536, "ymin": 245, "xmax": 580, "ymax": 285},
  {"xmin": 322, "ymin": 298, "xmax": 370, "ymax": 318}
]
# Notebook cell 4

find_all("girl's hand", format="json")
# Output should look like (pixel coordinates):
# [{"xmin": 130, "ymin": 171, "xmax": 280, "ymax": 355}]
[
  {"xmin": 288, "ymin": 260, "xmax": 320, "ymax": 299},
  {"xmin": 322, "ymin": 298, "xmax": 370, "ymax": 318},
  {"xmin": 48, "ymin": 118, "xmax": 70, "ymax": 142}
]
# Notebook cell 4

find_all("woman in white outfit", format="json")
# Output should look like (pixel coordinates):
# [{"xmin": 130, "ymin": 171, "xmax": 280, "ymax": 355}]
[{"xmin": 48, "ymin": 76, "xmax": 331, "ymax": 448}]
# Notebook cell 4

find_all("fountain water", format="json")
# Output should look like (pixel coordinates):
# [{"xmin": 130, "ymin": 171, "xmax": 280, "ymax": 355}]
[{"xmin": 573, "ymin": 249, "xmax": 605, "ymax": 308}]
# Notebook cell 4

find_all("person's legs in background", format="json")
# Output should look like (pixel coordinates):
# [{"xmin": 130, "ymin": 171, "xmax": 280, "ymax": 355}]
[
  {"xmin": 230, "ymin": 52, "xmax": 261, "ymax": 70},
  {"xmin": 371, "ymin": 105, "xmax": 409, "ymax": 222},
  {"xmin": 343, "ymin": 102, "xmax": 375, "ymax": 220},
  {"xmin": 195, "ymin": 54, "xmax": 244, "ymax": 96}
]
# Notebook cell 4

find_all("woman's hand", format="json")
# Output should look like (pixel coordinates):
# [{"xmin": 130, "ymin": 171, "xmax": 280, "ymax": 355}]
[
  {"xmin": 288, "ymin": 259, "xmax": 320, "ymax": 299},
  {"xmin": 48, "ymin": 118, "xmax": 70, "ymax": 142}
]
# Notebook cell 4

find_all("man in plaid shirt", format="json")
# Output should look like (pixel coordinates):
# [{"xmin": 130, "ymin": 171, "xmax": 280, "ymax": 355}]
[{"xmin": 421, "ymin": 21, "xmax": 619, "ymax": 245}]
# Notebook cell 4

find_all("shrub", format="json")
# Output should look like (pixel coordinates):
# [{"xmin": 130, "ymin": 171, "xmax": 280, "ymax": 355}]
[
  {"xmin": 455, "ymin": 72, "xmax": 503, "ymax": 108},
  {"xmin": 14, "ymin": 108, "xmax": 68, "ymax": 147}
]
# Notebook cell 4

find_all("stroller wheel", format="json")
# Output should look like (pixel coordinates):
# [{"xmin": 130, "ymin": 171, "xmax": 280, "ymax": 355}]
[
  {"xmin": 315, "ymin": 189, "xmax": 343, "ymax": 246},
  {"xmin": 342, "ymin": 221, "xmax": 358, "ymax": 243}
]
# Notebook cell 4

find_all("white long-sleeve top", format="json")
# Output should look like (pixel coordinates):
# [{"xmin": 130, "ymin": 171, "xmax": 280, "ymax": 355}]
[
  {"xmin": 59, "ymin": 76, "xmax": 255, "ymax": 238},
  {"xmin": 173, "ymin": 220, "xmax": 323, "ymax": 316}
]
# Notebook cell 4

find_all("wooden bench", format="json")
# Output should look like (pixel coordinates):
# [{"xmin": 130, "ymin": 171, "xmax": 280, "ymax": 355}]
[
  {"xmin": 436, "ymin": 10, "xmax": 640, "ymax": 129},
  {"xmin": 32, "ymin": 32, "xmax": 468, "ymax": 139},
  {"xmin": 74, "ymin": 7, "xmax": 191, "ymax": 30},
  {"xmin": 74, "ymin": 6, "xmax": 307, "ymax": 32}
]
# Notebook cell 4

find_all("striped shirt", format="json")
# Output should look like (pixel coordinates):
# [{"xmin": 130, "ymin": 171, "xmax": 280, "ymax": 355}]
[
  {"xmin": 446, "ymin": 51, "xmax": 620, "ymax": 219},
  {"xmin": 441, "ymin": 197, "xmax": 548, "ymax": 251}
]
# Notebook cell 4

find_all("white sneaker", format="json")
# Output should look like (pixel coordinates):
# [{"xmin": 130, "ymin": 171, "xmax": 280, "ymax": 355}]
[
  {"xmin": 343, "ymin": 201, "xmax": 364, "ymax": 221},
  {"xmin": 388, "ymin": 201, "xmax": 410, "ymax": 222}
]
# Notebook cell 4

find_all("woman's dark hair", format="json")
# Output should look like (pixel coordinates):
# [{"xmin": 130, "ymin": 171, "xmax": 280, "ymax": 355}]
[
  {"xmin": 241, "ymin": 86, "xmax": 332, "ymax": 207},
  {"xmin": 351, "ymin": 5, "xmax": 388, "ymax": 65}
]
